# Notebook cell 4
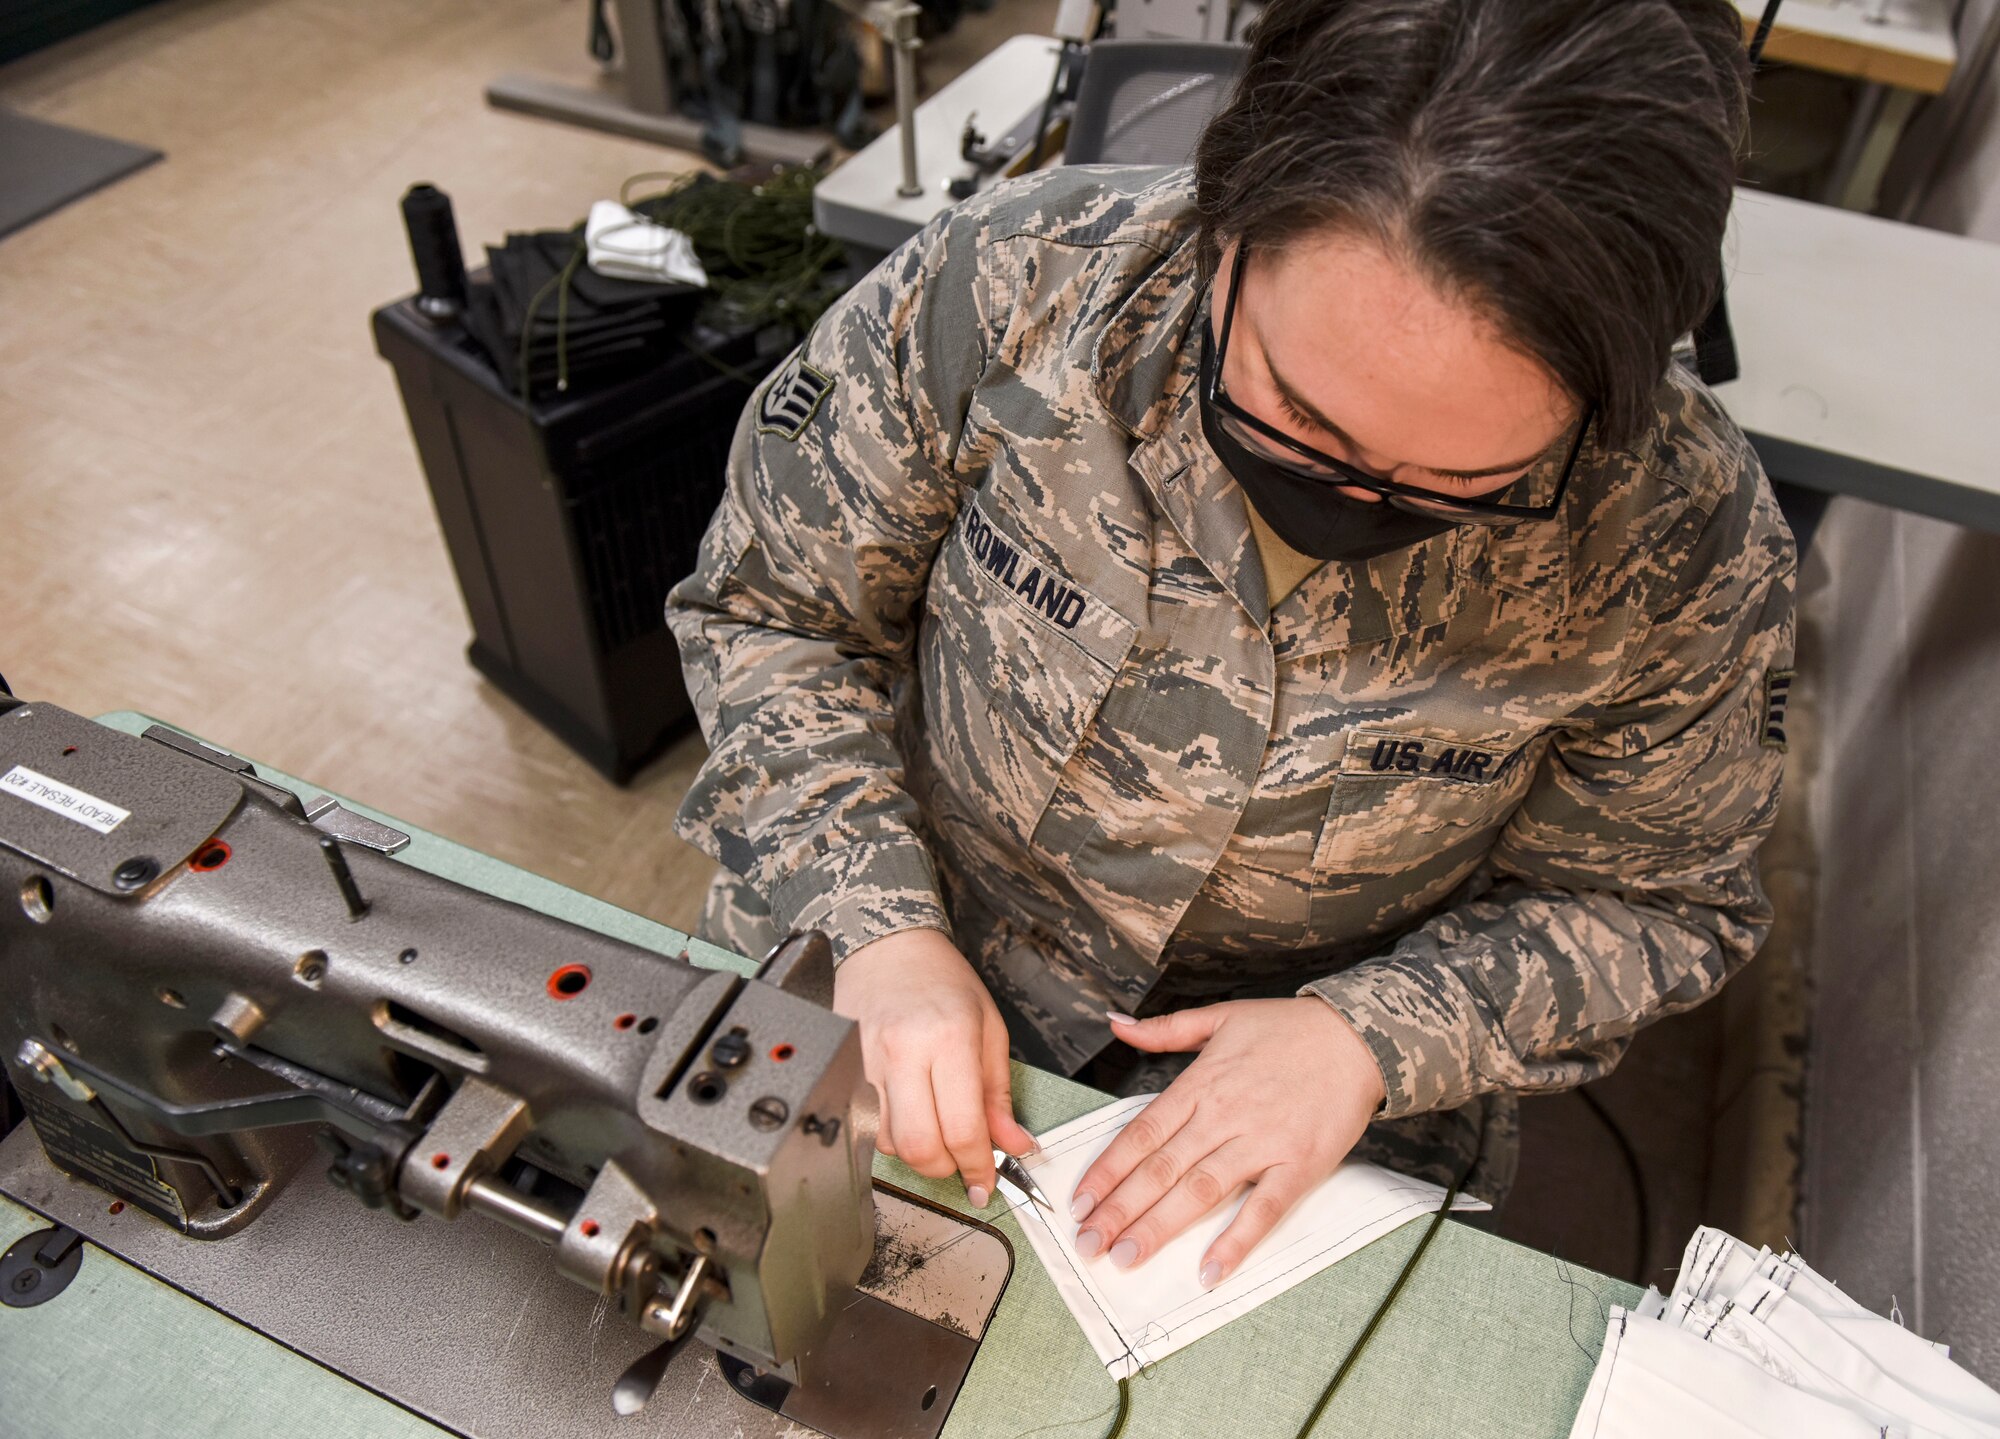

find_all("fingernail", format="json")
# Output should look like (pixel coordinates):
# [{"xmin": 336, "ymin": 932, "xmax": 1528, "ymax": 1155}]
[
  {"xmin": 1070, "ymin": 1191, "xmax": 1096, "ymax": 1223},
  {"xmin": 1110, "ymin": 1240, "xmax": 1140, "ymax": 1269},
  {"xmin": 1024, "ymin": 1138, "xmax": 1042, "ymax": 1157},
  {"xmin": 1106, "ymin": 1010, "xmax": 1137, "ymax": 1026},
  {"xmin": 1199, "ymin": 1260, "xmax": 1224, "ymax": 1289},
  {"xmin": 1075, "ymin": 1228, "xmax": 1105, "ymax": 1259},
  {"xmin": 967, "ymin": 1185, "xmax": 989, "ymax": 1210}
]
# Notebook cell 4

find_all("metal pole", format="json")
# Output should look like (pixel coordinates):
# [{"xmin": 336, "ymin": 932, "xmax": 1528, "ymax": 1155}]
[{"xmin": 887, "ymin": 2, "xmax": 924, "ymax": 198}]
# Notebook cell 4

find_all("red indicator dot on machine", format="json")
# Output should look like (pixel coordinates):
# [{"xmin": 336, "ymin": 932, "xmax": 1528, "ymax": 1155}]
[
  {"xmin": 190, "ymin": 841, "xmax": 232, "ymax": 872},
  {"xmin": 580, "ymin": 1219, "xmax": 600, "ymax": 1238},
  {"xmin": 770, "ymin": 1043, "xmax": 796, "ymax": 1063},
  {"xmin": 108, "ymin": 1201, "xmax": 125, "ymax": 1215},
  {"xmin": 614, "ymin": 1012, "xmax": 637, "ymax": 1031},
  {"xmin": 547, "ymin": 964, "xmax": 591, "ymax": 1000},
  {"xmin": 431, "ymin": 1153, "xmax": 451, "ymax": 1170}
]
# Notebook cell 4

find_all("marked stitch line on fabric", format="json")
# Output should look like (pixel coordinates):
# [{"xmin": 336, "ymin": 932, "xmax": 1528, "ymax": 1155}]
[
  {"xmin": 1018, "ymin": 1099, "xmax": 1464, "ymax": 1359},
  {"xmin": 1021, "ymin": 1097, "xmax": 1154, "ymax": 1172},
  {"xmin": 1143, "ymin": 1190, "xmax": 1446, "ymax": 1343},
  {"xmin": 1016, "ymin": 1167, "xmax": 1145, "ymax": 1372},
  {"xmin": 1015, "ymin": 1105, "xmax": 1472, "ymax": 1439},
  {"xmin": 1582, "ymin": 1310, "xmax": 1629, "ymax": 1439}
]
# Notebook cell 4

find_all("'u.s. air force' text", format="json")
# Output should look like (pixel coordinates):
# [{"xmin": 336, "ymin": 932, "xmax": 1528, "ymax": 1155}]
[
  {"xmin": 960, "ymin": 506, "xmax": 1088, "ymax": 631},
  {"xmin": 1353, "ymin": 734, "xmax": 1527, "ymax": 785}
]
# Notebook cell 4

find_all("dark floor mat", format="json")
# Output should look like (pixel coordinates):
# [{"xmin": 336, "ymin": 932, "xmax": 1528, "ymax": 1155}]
[
  {"xmin": 1498, "ymin": 1001, "xmax": 1725, "ymax": 1292},
  {"xmin": 0, "ymin": 108, "xmax": 161, "ymax": 239}
]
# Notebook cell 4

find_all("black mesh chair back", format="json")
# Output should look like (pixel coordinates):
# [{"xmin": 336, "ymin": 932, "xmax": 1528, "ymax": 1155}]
[{"xmin": 1062, "ymin": 40, "xmax": 1247, "ymax": 167}]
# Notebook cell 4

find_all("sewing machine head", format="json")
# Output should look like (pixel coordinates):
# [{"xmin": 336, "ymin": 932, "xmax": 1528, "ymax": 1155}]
[{"xmin": 0, "ymin": 697, "xmax": 877, "ymax": 1387}]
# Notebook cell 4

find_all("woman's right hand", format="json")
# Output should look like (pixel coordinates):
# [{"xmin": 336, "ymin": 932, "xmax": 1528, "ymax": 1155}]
[{"xmin": 832, "ymin": 928, "xmax": 1037, "ymax": 1209}]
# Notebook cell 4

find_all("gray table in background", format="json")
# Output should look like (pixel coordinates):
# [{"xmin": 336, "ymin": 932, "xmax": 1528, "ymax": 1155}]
[{"xmin": 1721, "ymin": 189, "xmax": 2000, "ymax": 535}]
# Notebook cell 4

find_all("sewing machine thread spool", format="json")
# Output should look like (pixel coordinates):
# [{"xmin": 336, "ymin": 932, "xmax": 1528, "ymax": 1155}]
[{"xmin": 401, "ymin": 183, "xmax": 469, "ymax": 323}]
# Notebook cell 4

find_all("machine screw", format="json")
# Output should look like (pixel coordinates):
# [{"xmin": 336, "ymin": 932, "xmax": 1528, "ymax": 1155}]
[
  {"xmin": 11, "ymin": 1269, "xmax": 41, "ymax": 1295},
  {"xmin": 709, "ymin": 1030, "xmax": 751, "ymax": 1069},
  {"xmin": 15, "ymin": 1040, "xmax": 56, "ymax": 1083},
  {"xmin": 112, "ymin": 857, "xmax": 158, "ymax": 891},
  {"xmin": 747, "ymin": 1097, "xmax": 789, "ymax": 1132}
]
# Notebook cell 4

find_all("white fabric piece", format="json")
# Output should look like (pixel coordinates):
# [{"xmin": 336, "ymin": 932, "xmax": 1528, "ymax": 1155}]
[
  {"xmin": 1665, "ymin": 1226, "xmax": 1769, "ymax": 1318},
  {"xmin": 1765, "ymin": 1252, "xmax": 1958, "ymax": 1364},
  {"xmin": 1745, "ymin": 1276, "xmax": 1995, "ymax": 1437},
  {"xmin": 1572, "ymin": 1226, "xmax": 2000, "ymax": 1439},
  {"xmin": 1568, "ymin": 1307, "xmax": 1906, "ymax": 1439},
  {"xmin": 1672, "ymin": 1292, "xmax": 1957, "ymax": 1437},
  {"xmin": 1001, "ymin": 1094, "xmax": 1487, "ymax": 1380},
  {"xmin": 1667, "ymin": 1227, "xmax": 1992, "ymax": 1428},
  {"xmin": 584, "ymin": 200, "xmax": 707, "ymax": 286}
]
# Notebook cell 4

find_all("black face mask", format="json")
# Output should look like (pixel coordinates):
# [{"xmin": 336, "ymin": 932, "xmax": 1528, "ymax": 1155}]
[{"xmin": 1195, "ymin": 329, "xmax": 1457, "ymax": 564}]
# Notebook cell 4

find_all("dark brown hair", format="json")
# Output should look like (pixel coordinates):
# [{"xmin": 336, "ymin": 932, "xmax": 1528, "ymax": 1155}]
[{"xmin": 1194, "ymin": 0, "xmax": 1751, "ymax": 448}]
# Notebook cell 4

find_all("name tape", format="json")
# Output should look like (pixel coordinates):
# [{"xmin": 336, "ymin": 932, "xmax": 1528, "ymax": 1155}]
[{"xmin": 960, "ymin": 504, "xmax": 1093, "ymax": 632}]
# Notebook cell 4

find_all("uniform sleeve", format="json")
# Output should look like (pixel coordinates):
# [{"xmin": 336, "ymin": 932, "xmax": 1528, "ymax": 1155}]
[
  {"xmin": 1302, "ymin": 450, "xmax": 1796, "ymax": 1119},
  {"xmin": 666, "ymin": 202, "xmax": 1005, "ymax": 963}
]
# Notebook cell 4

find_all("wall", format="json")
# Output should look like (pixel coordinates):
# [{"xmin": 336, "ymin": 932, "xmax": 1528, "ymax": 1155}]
[
  {"xmin": 1799, "ymin": 496, "xmax": 2000, "ymax": 1380},
  {"xmin": 1891, "ymin": 0, "xmax": 2000, "ymax": 238}
]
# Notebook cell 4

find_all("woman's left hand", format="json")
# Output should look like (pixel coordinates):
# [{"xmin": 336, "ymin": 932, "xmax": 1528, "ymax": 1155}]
[{"xmin": 1068, "ymin": 998, "xmax": 1387, "ymax": 1289}]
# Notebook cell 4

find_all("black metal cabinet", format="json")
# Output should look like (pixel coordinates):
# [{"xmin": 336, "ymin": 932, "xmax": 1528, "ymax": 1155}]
[{"xmin": 373, "ymin": 298, "xmax": 782, "ymax": 783}]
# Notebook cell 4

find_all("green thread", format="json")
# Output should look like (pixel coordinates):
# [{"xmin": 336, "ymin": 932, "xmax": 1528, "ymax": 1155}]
[
  {"xmin": 1293, "ymin": 1184, "xmax": 1462, "ymax": 1438},
  {"xmin": 1104, "ymin": 1376, "xmax": 1132, "ymax": 1439},
  {"xmin": 1005, "ymin": 1182, "xmax": 1460, "ymax": 1439}
]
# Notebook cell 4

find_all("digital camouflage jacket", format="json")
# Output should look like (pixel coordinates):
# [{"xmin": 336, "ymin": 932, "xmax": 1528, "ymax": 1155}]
[{"xmin": 667, "ymin": 166, "xmax": 1796, "ymax": 1120}]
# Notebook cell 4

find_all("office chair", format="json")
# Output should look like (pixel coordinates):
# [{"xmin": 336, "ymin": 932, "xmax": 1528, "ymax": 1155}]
[{"xmin": 1062, "ymin": 40, "xmax": 1246, "ymax": 166}]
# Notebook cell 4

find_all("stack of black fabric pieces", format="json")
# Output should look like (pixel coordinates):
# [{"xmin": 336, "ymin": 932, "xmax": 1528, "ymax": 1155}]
[{"xmin": 462, "ymin": 229, "xmax": 703, "ymax": 402}]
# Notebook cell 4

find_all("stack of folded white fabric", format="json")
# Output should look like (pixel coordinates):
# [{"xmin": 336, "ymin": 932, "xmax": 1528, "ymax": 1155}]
[{"xmin": 1569, "ymin": 1226, "xmax": 2000, "ymax": 1438}]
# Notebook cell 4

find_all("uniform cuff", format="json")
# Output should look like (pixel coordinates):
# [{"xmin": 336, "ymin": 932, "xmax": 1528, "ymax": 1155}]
[
  {"xmin": 1299, "ymin": 962, "xmax": 1483, "ymax": 1120},
  {"xmin": 769, "ymin": 838, "xmax": 953, "ymax": 965}
]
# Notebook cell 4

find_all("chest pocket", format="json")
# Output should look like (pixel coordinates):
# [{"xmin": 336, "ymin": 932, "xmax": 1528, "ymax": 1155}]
[
  {"xmin": 1312, "ymin": 729, "xmax": 1542, "ymax": 882},
  {"xmin": 918, "ymin": 499, "xmax": 1137, "ymax": 853}
]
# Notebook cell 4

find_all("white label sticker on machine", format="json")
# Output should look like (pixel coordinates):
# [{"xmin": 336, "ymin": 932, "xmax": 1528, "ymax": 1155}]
[{"xmin": 0, "ymin": 764, "xmax": 130, "ymax": 834}]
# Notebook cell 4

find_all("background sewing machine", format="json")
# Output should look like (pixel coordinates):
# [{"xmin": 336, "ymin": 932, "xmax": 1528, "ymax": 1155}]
[{"xmin": 0, "ymin": 701, "xmax": 1638, "ymax": 1439}]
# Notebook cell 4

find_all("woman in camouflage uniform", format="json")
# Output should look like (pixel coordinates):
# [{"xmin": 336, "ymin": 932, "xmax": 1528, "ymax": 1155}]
[{"xmin": 669, "ymin": 0, "xmax": 1792, "ymax": 1292}]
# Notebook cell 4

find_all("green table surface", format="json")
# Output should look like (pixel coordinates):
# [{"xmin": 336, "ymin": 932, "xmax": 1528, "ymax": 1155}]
[{"xmin": 0, "ymin": 714, "xmax": 1637, "ymax": 1438}]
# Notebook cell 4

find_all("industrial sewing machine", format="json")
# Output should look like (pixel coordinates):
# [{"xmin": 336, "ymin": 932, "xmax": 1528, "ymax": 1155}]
[{"xmin": 0, "ymin": 696, "xmax": 1011, "ymax": 1439}]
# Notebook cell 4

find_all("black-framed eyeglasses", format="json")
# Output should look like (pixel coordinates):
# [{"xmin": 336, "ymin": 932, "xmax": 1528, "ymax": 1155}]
[{"xmin": 1203, "ymin": 240, "xmax": 1594, "ymax": 525}]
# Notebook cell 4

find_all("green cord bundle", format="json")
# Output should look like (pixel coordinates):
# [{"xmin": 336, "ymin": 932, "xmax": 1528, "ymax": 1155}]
[
  {"xmin": 514, "ymin": 164, "xmax": 847, "ymax": 400},
  {"xmin": 622, "ymin": 165, "xmax": 848, "ymax": 335}
]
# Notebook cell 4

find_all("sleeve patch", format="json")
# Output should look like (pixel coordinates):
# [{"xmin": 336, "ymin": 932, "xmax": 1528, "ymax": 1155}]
[
  {"xmin": 755, "ymin": 353, "xmax": 833, "ymax": 440},
  {"xmin": 1761, "ymin": 670, "xmax": 1793, "ymax": 751}
]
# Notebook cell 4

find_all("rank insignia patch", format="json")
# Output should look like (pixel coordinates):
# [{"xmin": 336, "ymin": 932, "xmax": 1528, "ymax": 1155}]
[
  {"xmin": 1761, "ymin": 669, "xmax": 1793, "ymax": 750},
  {"xmin": 755, "ymin": 353, "xmax": 833, "ymax": 440}
]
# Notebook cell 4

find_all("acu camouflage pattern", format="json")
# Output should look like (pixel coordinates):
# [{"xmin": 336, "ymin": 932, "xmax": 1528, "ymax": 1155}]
[{"xmin": 668, "ymin": 167, "xmax": 1795, "ymax": 1164}]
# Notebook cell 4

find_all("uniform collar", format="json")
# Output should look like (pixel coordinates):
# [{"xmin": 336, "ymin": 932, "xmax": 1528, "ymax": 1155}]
[
  {"xmin": 1094, "ymin": 246, "xmax": 1269, "ymax": 622},
  {"xmin": 1091, "ymin": 228, "xmax": 1204, "ymax": 442}
]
